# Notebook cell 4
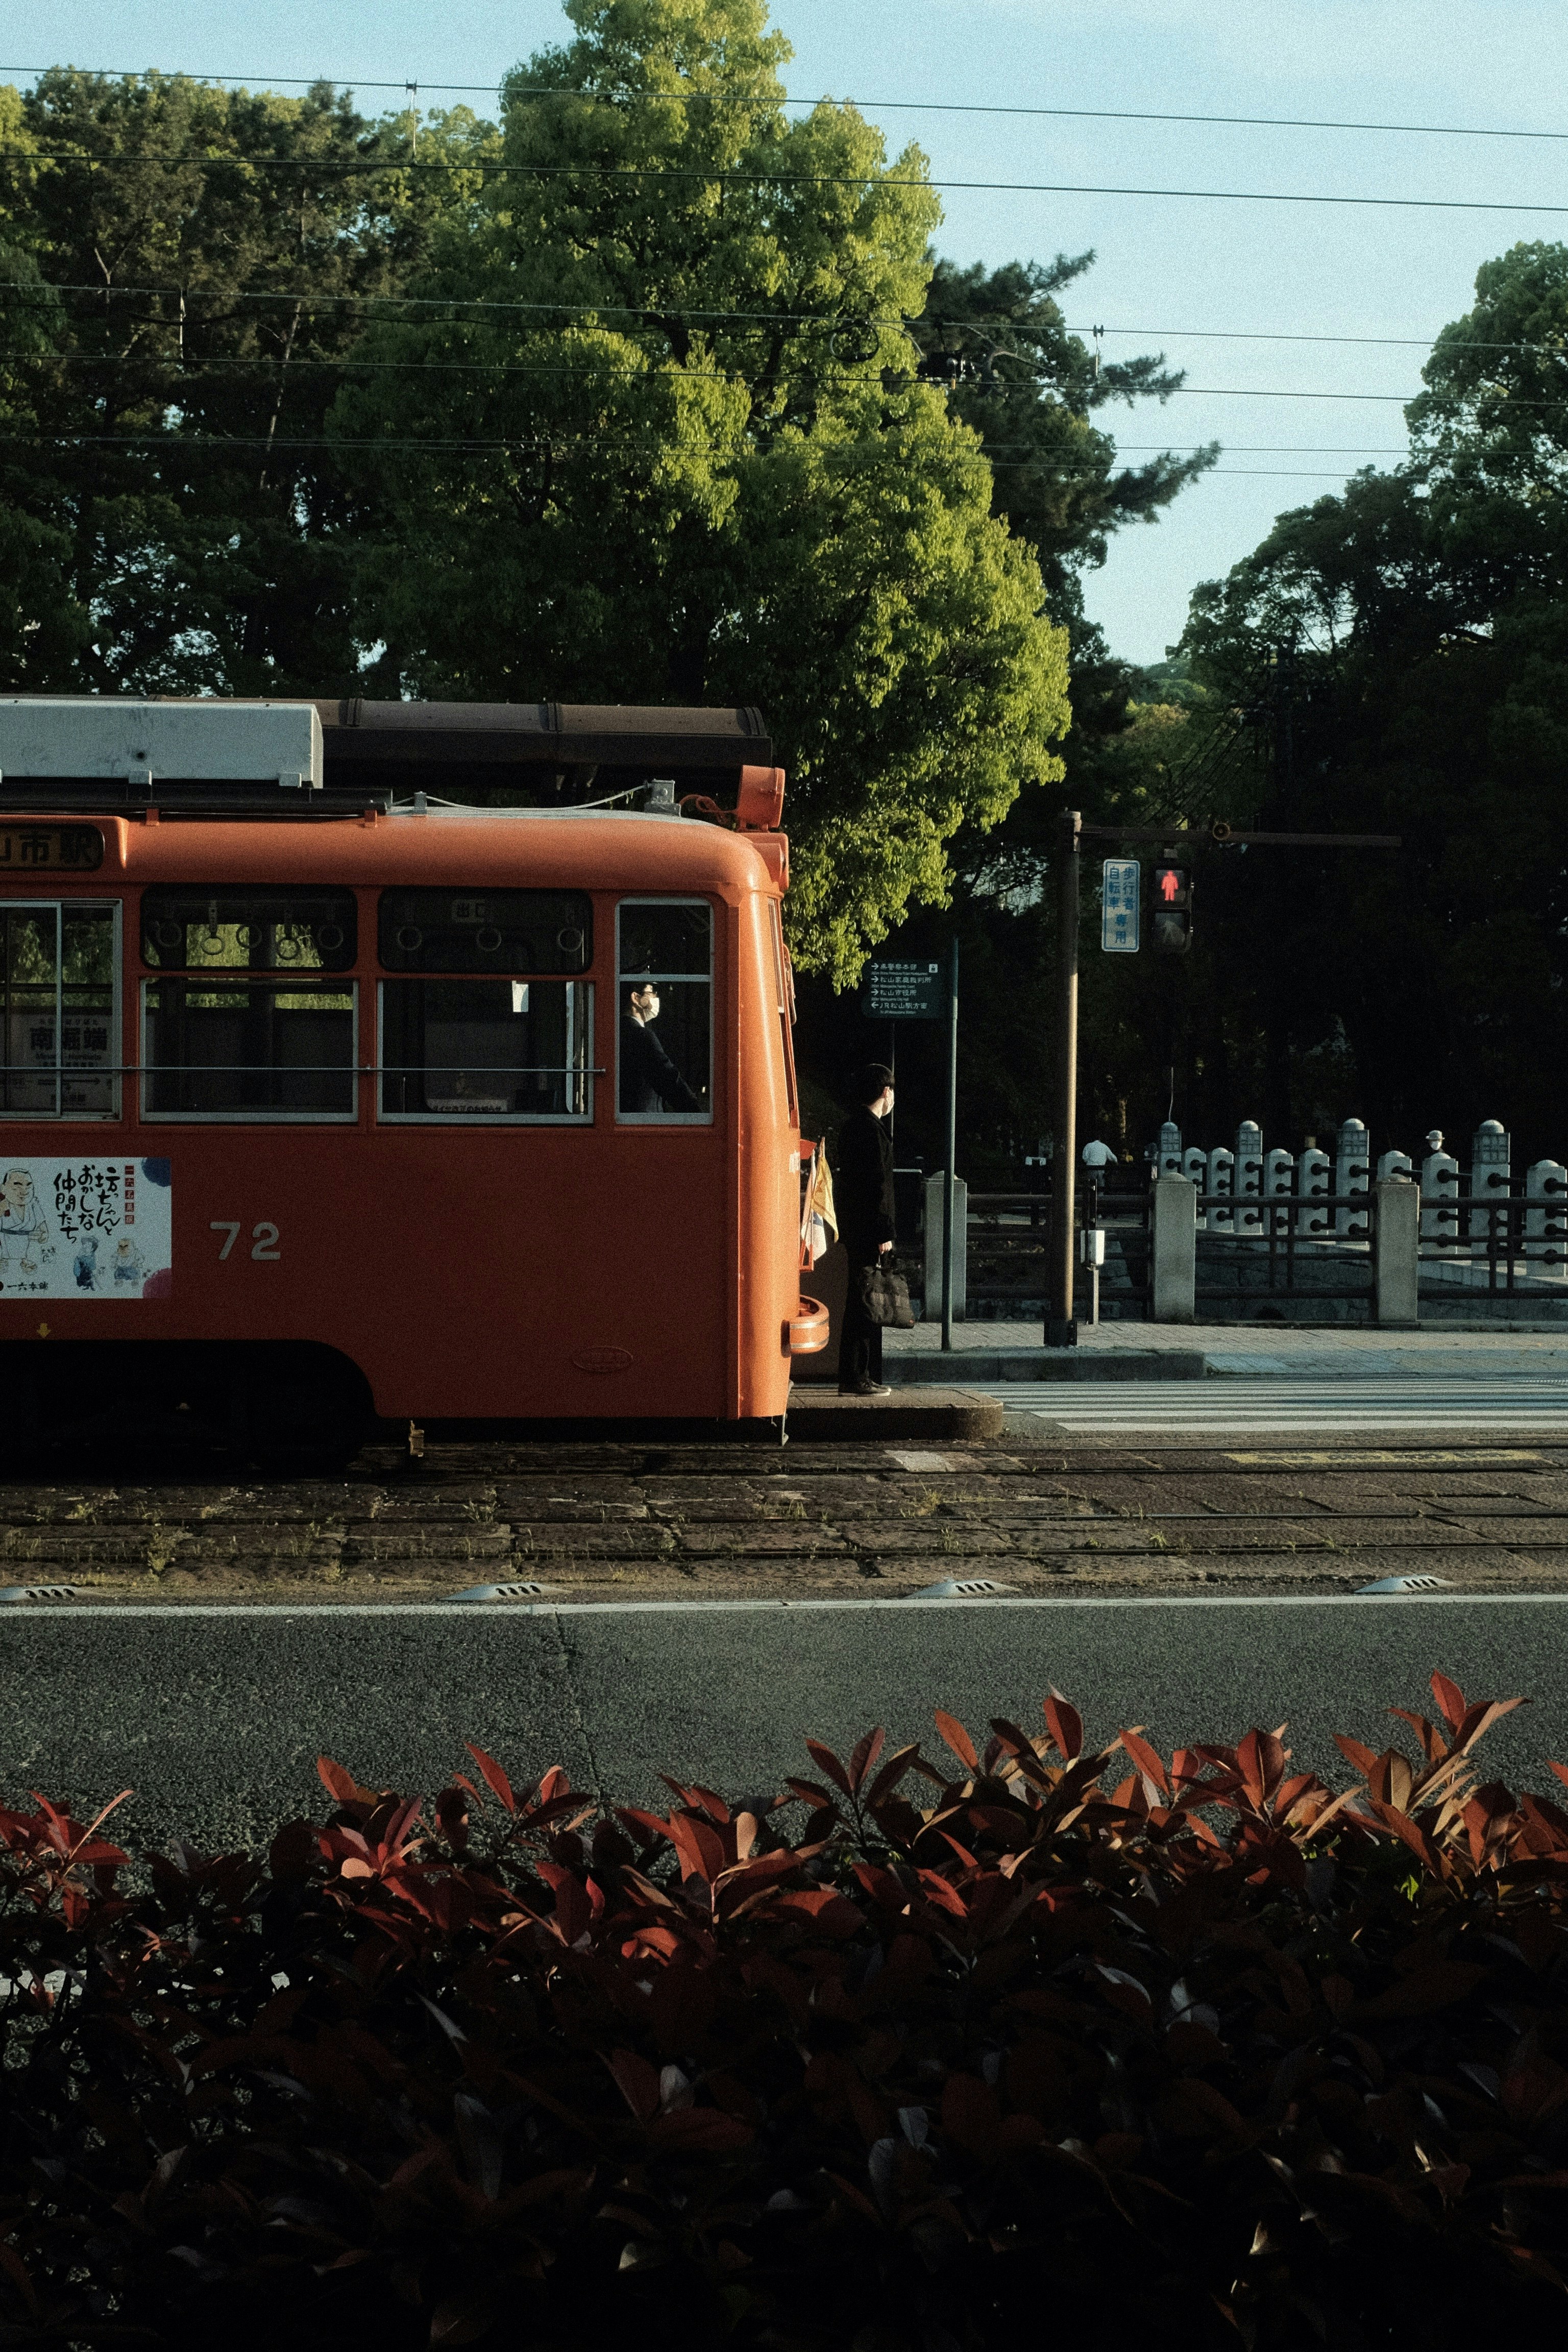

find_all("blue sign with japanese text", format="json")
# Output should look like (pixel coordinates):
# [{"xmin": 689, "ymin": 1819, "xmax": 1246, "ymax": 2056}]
[{"xmin": 1101, "ymin": 859, "xmax": 1140, "ymax": 953}]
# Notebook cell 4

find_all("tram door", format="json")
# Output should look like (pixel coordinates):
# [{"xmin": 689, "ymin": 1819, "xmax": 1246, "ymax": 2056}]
[{"xmin": 606, "ymin": 897, "xmax": 724, "ymax": 1411}]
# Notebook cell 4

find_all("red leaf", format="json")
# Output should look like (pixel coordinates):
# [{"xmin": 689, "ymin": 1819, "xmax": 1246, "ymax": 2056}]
[
  {"xmin": 934, "ymin": 1710, "xmax": 979, "ymax": 1775},
  {"xmin": 1043, "ymin": 1695, "xmax": 1083, "ymax": 1761},
  {"xmin": 606, "ymin": 2048, "xmax": 660, "ymax": 2121},
  {"xmin": 1334, "ymin": 1733, "xmax": 1381, "ymax": 1777},
  {"xmin": 848, "ymin": 1728, "xmax": 886, "ymax": 1793},
  {"xmin": 1119, "ymin": 1730, "xmax": 1169, "ymax": 1798},
  {"xmin": 803, "ymin": 1741, "xmax": 853, "ymax": 1797},
  {"xmin": 316, "ymin": 1756, "xmax": 370, "ymax": 1805},
  {"xmin": 1431, "ymin": 1671, "xmax": 1467, "ymax": 1733},
  {"xmin": 463, "ymin": 1743, "xmax": 518, "ymax": 1816},
  {"xmin": 1551, "ymin": 1760, "xmax": 1568, "ymax": 1795},
  {"xmin": 866, "ymin": 1744, "xmax": 921, "ymax": 1807}
]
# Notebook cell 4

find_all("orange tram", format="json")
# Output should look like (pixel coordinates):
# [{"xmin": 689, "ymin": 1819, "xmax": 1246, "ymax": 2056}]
[{"xmin": 0, "ymin": 696, "xmax": 827, "ymax": 1462}]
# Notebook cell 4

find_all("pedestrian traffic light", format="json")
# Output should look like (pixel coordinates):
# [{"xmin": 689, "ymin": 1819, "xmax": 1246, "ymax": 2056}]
[{"xmin": 1152, "ymin": 864, "xmax": 1192, "ymax": 953}]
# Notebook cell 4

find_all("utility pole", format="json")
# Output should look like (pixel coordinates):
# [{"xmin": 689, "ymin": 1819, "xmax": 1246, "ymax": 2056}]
[
  {"xmin": 1048, "ymin": 814, "xmax": 1401, "ymax": 1350},
  {"xmin": 1047, "ymin": 812, "xmax": 1081, "ymax": 1345},
  {"xmin": 941, "ymin": 936, "xmax": 960, "ymax": 1351}
]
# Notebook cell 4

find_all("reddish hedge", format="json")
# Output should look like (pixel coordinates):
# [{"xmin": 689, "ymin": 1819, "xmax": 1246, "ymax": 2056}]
[{"xmin": 3, "ymin": 1672, "xmax": 1568, "ymax": 2348}]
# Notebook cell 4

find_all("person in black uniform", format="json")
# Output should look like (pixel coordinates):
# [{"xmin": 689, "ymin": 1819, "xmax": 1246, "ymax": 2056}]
[
  {"xmin": 619, "ymin": 982, "xmax": 702, "ymax": 1113},
  {"xmin": 833, "ymin": 1062, "xmax": 896, "ymax": 1395}
]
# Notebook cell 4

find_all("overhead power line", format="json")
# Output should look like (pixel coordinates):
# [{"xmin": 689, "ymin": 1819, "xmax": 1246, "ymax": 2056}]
[
  {"xmin": 6, "ymin": 149, "xmax": 1568, "ymax": 217},
  {"xmin": 2, "ymin": 67, "xmax": 1565, "ymax": 143},
  {"xmin": 0, "ymin": 429, "xmax": 1393, "ymax": 479},
  {"xmin": 0, "ymin": 283, "xmax": 1550, "ymax": 358},
  {"xmin": 0, "ymin": 350, "xmax": 1437, "ymax": 400}
]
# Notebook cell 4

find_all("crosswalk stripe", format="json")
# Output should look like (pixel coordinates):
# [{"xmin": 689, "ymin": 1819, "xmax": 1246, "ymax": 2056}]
[{"xmin": 978, "ymin": 1380, "xmax": 1568, "ymax": 1432}]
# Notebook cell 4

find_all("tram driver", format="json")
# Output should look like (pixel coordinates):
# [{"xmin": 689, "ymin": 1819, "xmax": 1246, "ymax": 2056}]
[{"xmin": 619, "ymin": 980, "xmax": 702, "ymax": 1115}]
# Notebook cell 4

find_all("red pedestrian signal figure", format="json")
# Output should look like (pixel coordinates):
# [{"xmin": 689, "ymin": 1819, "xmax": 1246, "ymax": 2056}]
[{"xmin": 1153, "ymin": 865, "xmax": 1192, "ymax": 953}]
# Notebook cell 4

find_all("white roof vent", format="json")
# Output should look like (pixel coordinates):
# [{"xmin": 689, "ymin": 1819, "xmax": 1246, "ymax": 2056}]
[{"xmin": 0, "ymin": 698, "xmax": 323, "ymax": 800}]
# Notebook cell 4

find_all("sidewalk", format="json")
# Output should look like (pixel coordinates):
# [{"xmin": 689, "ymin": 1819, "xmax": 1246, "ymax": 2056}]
[{"xmin": 884, "ymin": 1319, "xmax": 1568, "ymax": 1382}]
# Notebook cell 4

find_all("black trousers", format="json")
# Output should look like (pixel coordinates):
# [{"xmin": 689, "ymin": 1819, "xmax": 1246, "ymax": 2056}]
[{"xmin": 838, "ymin": 1254, "xmax": 885, "ymax": 1389}]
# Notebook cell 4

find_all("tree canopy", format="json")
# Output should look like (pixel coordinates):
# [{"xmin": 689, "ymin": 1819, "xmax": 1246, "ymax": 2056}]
[
  {"xmin": 0, "ymin": 3, "xmax": 1212, "ymax": 987},
  {"xmin": 1171, "ymin": 240, "xmax": 1568, "ymax": 1157}
]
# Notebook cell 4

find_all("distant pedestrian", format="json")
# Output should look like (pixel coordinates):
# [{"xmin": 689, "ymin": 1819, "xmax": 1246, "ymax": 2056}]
[{"xmin": 833, "ymin": 1063, "xmax": 896, "ymax": 1395}]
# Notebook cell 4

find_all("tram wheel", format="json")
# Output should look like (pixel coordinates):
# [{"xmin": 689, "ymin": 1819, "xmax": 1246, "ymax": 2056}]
[{"xmin": 229, "ymin": 1347, "xmax": 370, "ymax": 1474}]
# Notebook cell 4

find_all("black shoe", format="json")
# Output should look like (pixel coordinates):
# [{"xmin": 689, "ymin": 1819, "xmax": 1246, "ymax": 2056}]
[{"xmin": 839, "ymin": 1379, "xmax": 893, "ymax": 1397}]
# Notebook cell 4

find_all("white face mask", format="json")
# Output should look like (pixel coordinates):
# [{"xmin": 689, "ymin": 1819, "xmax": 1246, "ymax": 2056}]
[{"xmin": 632, "ymin": 992, "xmax": 659, "ymax": 1021}]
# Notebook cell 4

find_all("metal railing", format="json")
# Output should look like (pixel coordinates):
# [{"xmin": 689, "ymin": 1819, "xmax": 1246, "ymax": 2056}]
[
  {"xmin": 1196, "ymin": 1189, "xmax": 1376, "ymax": 1307},
  {"xmin": 1418, "ymin": 1184, "xmax": 1568, "ymax": 1301}
]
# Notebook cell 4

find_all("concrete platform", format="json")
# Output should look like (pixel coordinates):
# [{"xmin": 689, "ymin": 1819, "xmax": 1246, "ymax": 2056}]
[
  {"xmin": 881, "ymin": 1349, "xmax": 1207, "ymax": 1383},
  {"xmin": 786, "ymin": 1384, "xmax": 1003, "ymax": 1440}
]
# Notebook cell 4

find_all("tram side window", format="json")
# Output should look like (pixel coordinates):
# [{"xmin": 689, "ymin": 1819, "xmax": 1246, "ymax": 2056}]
[
  {"xmin": 617, "ymin": 899, "xmax": 712, "ymax": 1123},
  {"xmin": 379, "ymin": 889, "xmax": 591, "ymax": 973},
  {"xmin": 141, "ymin": 886, "xmax": 356, "ymax": 973},
  {"xmin": 140, "ymin": 886, "xmax": 357, "ymax": 1120},
  {"xmin": 378, "ymin": 979, "xmax": 592, "ymax": 1121},
  {"xmin": 1, "ymin": 901, "xmax": 118, "ymax": 1118},
  {"xmin": 768, "ymin": 900, "xmax": 798, "ymax": 1122}
]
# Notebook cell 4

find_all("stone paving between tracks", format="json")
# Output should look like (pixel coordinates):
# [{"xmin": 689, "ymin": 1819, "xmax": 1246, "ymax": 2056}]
[{"xmin": 9, "ymin": 1429, "xmax": 1568, "ymax": 1600}]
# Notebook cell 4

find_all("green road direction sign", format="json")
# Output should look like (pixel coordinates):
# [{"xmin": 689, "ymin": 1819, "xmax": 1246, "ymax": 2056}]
[{"xmin": 861, "ymin": 959, "xmax": 944, "ymax": 1019}]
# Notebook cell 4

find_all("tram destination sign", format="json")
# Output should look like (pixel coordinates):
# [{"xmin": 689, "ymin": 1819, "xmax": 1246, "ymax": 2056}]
[
  {"xmin": 0, "ymin": 825, "xmax": 103, "ymax": 874},
  {"xmin": 861, "ymin": 959, "xmax": 944, "ymax": 1020}
]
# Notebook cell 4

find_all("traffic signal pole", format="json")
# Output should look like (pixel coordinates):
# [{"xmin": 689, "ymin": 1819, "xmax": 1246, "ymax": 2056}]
[
  {"xmin": 942, "ymin": 936, "xmax": 960, "ymax": 1353},
  {"xmin": 1047, "ymin": 811, "xmax": 1081, "ymax": 1346},
  {"xmin": 1054, "ymin": 815, "xmax": 1401, "ymax": 1352}
]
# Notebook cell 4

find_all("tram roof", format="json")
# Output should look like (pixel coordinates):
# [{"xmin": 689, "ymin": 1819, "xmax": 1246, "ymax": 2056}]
[
  {"xmin": 51, "ymin": 807, "xmax": 791, "ymax": 897},
  {"xmin": 308, "ymin": 699, "xmax": 773, "ymax": 775},
  {"xmin": 0, "ymin": 695, "xmax": 775, "ymax": 812}
]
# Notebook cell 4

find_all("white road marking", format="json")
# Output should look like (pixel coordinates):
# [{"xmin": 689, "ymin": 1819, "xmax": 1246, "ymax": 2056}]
[
  {"xmin": 991, "ymin": 1380, "xmax": 1568, "ymax": 1432},
  {"xmin": 4, "ymin": 1593, "xmax": 1567, "ymax": 1618}
]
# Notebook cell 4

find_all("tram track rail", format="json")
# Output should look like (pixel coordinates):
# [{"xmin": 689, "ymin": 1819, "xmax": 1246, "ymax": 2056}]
[{"xmin": 5, "ymin": 1428, "xmax": 1568, "ymax": 1599}]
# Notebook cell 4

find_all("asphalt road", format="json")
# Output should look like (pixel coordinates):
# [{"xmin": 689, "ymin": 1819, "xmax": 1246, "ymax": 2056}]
[{"xmin": 4, "ymin": 1594, "xmax": 1568, "ymax": 1858}]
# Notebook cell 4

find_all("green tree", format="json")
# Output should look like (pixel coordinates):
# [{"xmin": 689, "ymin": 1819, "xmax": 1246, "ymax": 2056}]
[
  {"xmin": 909, "ymin": 254, "xmax": 1216, "ymax": 642},
  {"xmin": 329, "ymin": 0, "xmax": 1070, "ymax": 982},
  {"xmin": 0, "ymin": 69, "xmax": 493, "ymax": 693},
  {"xmin": 1175, "ymin": 242, "xmax": 1568, "ymax": 1157}
]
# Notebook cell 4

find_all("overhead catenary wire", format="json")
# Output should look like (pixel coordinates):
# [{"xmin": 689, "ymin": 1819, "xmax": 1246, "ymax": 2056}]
[
  {"xmin": 6, "ymin": 150, "xmax": 1568, "ymax": 218},
  {"xmin": 3, "ymin": 66, "xmax": 1566, "ymax": 143},
  {"xmin": 0, "ymin": 283, "xmax": 1551, "ymax": 359},
  {"xmin": 0, "ymin": 349, "xmax": 1442, "ymax": 401},
  {"xmin": 0, "ymin": 431, "xmax": 1414, "ymax": 480}
]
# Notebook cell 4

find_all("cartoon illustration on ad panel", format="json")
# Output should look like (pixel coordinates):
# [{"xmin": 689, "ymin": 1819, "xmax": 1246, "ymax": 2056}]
[{"xmin": 0, "ymin": 1159, "xmax": 171, "ymax": 1298}]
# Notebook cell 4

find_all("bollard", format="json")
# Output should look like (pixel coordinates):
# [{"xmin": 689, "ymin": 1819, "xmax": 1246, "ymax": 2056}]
[
  {"xmin": 1152, "ymin": 1171, "xmax": 1198, "ymax": 1323},
  {"xmin": 1297, "ymin": 1145, "xmax": 1331, "ymax": 1236},
  {"xmin": 1376, "ymin": 1178, "xmax": 1420, "ymax": 1328},
  {"xmin": 1469, "ymin": 1119, "xmax": 1511, "ymax": 1244},
  {"xmin": 1234, "ymin": 1120, "xmax": 1264, "ymax": 1234},
  {"xmin": 1336, "ymin": 1118, "xmax": 1371, "ymax": 1237},
  {"xmin": 1526, "ymin": 1159, "xmax": 1568, "ymax": 1269},
  {"xmin": 1206, "ymin": 1145, "xmax": 1235, "ymax": 1234},
  {"xmin": 1420, "ymin": 1130, "xmax": 1460, "ymax": 1243},
  {"xmin": 923, "ymin": 1171, "xmax": 967, "ymax": 1322}
]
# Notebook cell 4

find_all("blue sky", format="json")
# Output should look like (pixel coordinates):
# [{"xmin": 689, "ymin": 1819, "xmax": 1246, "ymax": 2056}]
[{"xmin": 9, "ymin": 0, "xmax": 1565, "ymax": 662}]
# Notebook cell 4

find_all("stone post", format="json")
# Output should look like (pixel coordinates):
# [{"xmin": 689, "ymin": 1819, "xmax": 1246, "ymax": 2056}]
[
  {"xmin": 1336, "ymin": 1118, "xmax": 1371, "ymax": 1236},
  {"xmin": 1376, "ymin": 1178, "xmax": 1420, "ymax": 1328},
  {"xmin": 1234, "ymin": 1120, "xmax": 1263, "ymax": 1234},
  {"xmin": 1297, "ymin": 1145, "xmax": 1331, "ymax": 1236},
  {"xmin": 1206, "ymin": 1145, "xmax": 1235, "ymax": 1233},
  {"xmin": 1152, "ymin": 1172, "xmax": 1198, "ymax": 1323},
  {"xmin": 1526, "ymin": 1159, "xmax": 1567, "ymax": 1267},
  {"xmin": 1156, "ymin": 1119, "xmax": 1183, "ymax": 1177},
  {"xmin": 1420, "ymin": 1130, "xmax": 1460, "ymax": 1244},
  {"xmin": 1469, "ymin": 1119, "xmax": 1511, "ymax": 1243},
  {"xmin": 923, "ymin": 1171, "xmax": 967, "ymax": 1322}
]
